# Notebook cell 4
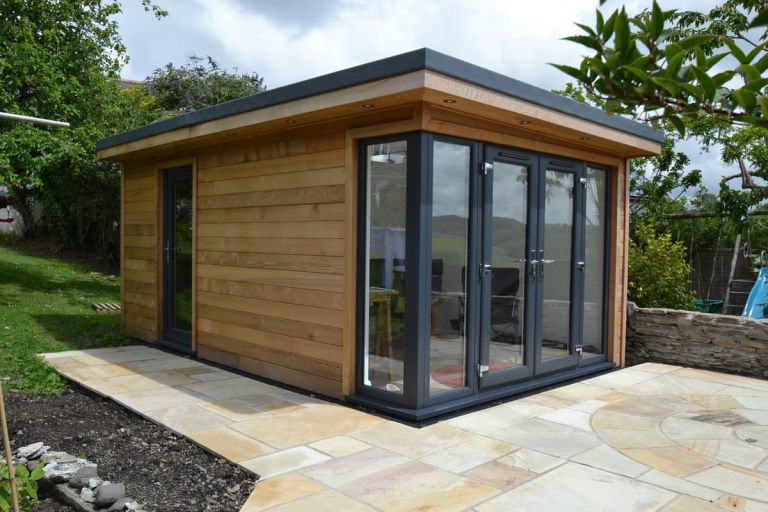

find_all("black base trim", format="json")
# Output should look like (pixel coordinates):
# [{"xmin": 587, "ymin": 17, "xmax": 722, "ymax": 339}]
[{"xmin": 347, "ymin": 361, "xmax": 615, "ymax": 421}]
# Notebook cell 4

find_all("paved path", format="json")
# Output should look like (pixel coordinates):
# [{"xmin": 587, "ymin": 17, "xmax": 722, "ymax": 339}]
[{"xmin": 42, "ymin": 346, "xmax": 768, "ymax": 511}]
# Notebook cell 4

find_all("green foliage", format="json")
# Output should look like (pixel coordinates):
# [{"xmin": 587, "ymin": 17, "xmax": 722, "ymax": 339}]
[
  {"xmin": 146, "ymin": 56, "xmax": 265, "ymax": 115},
  {"xmin": 0, "ymin": 0, "xmax": 164, "ymax": 256},
  {"xmin": 553, "ymin": 0, "xmax": 768, "ymax": 134},
  {"xmin": 0, "ymin": 461, "xmax": 45, "ymax": 511},
  {"xmin": 628, "ymin": 224, "xmax": 696, "ymax": 309},
  {"xmin": 0, "ymin": 243, "xmax": 127, "ymax": 393}
]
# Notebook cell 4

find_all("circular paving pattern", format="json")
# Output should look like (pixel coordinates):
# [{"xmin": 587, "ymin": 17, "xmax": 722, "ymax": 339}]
[{"xmin": 590, "ymin": 368, "xmax": 768, "ymax": 506}]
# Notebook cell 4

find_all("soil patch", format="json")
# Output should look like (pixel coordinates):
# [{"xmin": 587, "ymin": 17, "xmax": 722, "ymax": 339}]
[{"xmin": 4, "ymin": 384, "xmax": 256, "ymax": 511}]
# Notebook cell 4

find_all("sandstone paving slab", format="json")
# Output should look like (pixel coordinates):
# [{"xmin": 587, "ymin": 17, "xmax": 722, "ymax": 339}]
[
  {"xmin": 475, "ymin": 462, "xmax": 678, "ymax": 512},
  {"xmin": 736, "ymin": 396, "xmax": 768, "ymax": 411},
  {"xmin": 678, "ymin": 439, "xmax": 767, "ymax": 470},
  {"xmin": 620, "ymin": 446, "xmax": 715, "ymax": 477},
  {"xmin": 738, "ymin": 410, "xmax": 768, "ymax": 425},
  {"xmin": 143, "ymin": 404, "xmax": 233, "ymax": 434},
  {"xmin": 591, "ymin": 409, "xmax": 660, "ymax": 430},
  {"xmin": 443, "ymin": 405, "xmax": 526, "ymax": 436},
  {"xmin": 584, "ymin": 368, "xmax": 660, "ymax": 390},
  {"xmin": 349, "ymin": 422, "xmax": 476, "ymax": 459},
  {"xmin": 301, "ymin": 447, "xmax": 409, "ymax": 489},
  {"xmin": 594, "ymin": 427, "xmax": 676, "ymax": 449},
  {"xmin": 570, "ymin": 444, "xmax": 649, "ymax": 478},
  {"xmin": 189, "ymin": 427, "xmax": 274, "ymax": 462},
  {"xmin": 682, "ymin": 394, "xmax": 742, "ymax": 410},
  {"xmin": 197, "ymin": 398, "xmax": 266, "ymax": 422},
  {"xmin": 60, "ymin": 363, "xmax": 136, "ymax": 381},
  {"xmin": 673, "ymin": 368, "xmax": 768, "ymax": 391},
  {"xmin": 624, "ymin": 374, "xmax": 729, "ymax": 396},
  {"xmin": 496, "ymin": 447, "xmax": 565, "ymax": 474},
  {"xmin": 490, "ymin": 418, "xmax": 602, "ymax": 458},
  {"xmin": 661, "ymin": 494, "xmax": 727, "ymax": 512},
  {"xmin": 265, "ymin": 489, "xmax": 375, "ymax": 511},
  {"xmin": 119, "ymin": 355, "xmax": 206, "ymax": 372},
  {"xmin": 661, "ymin": 416, "xmax": 734, "ymax": 440},
  {"xmin": 497, "ymin": 399, "xmax": 555, "ymax": 417},
  {"xmin": 181, "ymin": 377, "xmax": 277, "ymax": 400},
  {"xmin": 231, "ymin": 404, "xmax": 384, "ymax": 449},
  {"xmin": 686, "ymin": 465, "xmax": 768, "ymax": 502},
  {"xmin": 112, "ymin": 386, "xmax": 209, "ymax": 412},
  {"xmin": 83, "ymin": 371, "xmax": 199, "ymax": 395},
  {"xmin": 539, "ymin": 407, "xmax": 593, "ymax": 431},
  {"xmin": 632, "ymin": 362, "xmax": 681, "ymax": 374},
  {"xmin": 308, "ymin": 436, "xmax": 372, "ymax": 458},
  {"xmin": 568, "ymin": 398, "xmax": 609, "ymax": 414},
  {"xmin": 463, "ymin": 460, "xmax": 534, "ymax": 491},
  {"xmin": 419, "ymin": 436, "xmax": 518, "ymax": 473},
  {"xmin": 238, "ymin": 473, "xmax": 327, "ymax": 511},
  {"xmin": 542, "ymin": 383, "xmax": 611, "ymax": 402},
  {"xmin": 639, "ymin": 469, "xmax": 724, "ymax": 501},
  {"xmin": 337, "ymin": 459, "xmax": 499, "ymax": 512},
  {"xmin": 240, "ymin": 446, "xmax": 331, "ymax": 479}
]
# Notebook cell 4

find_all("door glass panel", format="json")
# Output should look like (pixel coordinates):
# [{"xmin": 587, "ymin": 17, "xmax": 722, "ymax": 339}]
[
  {"xmin": 429, "ymin": 141, "xmax": 470, "ymax": 394},
  {"xmin": 583, "ymin": 167, "xmax": 607, "ymax": 359},
  {"xmin": 488, "ymin": 162, "xmax": 527, "ymax": 372},
  {"xmin": 364, "ymin": 140, "xmax": 407, "ymax": 394},
  {"xmin": 541, "ymin": 170, "xmax": 574, "ymax": 360},
  {"xmin": 173, "ymin": 178, "xmax": 193, "ymax": 331}
]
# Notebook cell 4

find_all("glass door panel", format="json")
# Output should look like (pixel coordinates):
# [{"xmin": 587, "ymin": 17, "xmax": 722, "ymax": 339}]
[
  {"xmin": 539, "ymin": 169, "xmax": 575, "ymax": 362},
  {"xmin": 363, "ymin": 140, "xmax": 408, "ymax": 395},
  {"xmin": 162, "ymin": 166, "xmax": 193, "ymax": 352},
  {"xmin": 479, "ymin": 150, "xmax": 536, "ymax": 388},
  {"xmin": 582, "ymin": 166, "xmax": 608, "ymax": 361},
  {"xmin": 429, "ymin": 141, "xmax": 471, "ymax": 395}
]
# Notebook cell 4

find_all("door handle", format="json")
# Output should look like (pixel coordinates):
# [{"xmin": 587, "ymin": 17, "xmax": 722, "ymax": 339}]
[
  {"xmin": 480, "ymin": 263, "xmax": 492, "ymax": 276},
  {"xmin": 529, "ymin": 250, "xmax": 538, "ymax": 280},
  {"xmin": 164, "ymin": 240, "xmax": 171, "ymax": 264}
]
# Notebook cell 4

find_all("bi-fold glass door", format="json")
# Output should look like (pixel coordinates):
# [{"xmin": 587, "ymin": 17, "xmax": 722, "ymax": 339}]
[{"xmin": 357, "ymin": 133, "xmax": 609, "ymax": 412}]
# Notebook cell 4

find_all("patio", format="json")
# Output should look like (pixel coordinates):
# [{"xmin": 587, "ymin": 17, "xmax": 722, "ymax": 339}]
[{"xmin": 42, "ymin": 346, "xmax": 768, "ymax": 511}]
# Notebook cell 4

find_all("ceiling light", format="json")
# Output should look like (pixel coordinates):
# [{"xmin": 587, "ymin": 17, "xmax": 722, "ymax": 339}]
[
  {"xmin": 443, "ymin": 99, "xmax": 457, "ymax": 104},
  {"xmin": 520, "ymin": 120, "xmax": 531, "ymax": 125},
  {"xmin": 362, "ymin": 103, "xmax": 375, "ymax": 108},
  {"xmin": 286, "ymin": 119, "xmax": 296, "ymax": 124},
  {"xmin": 580, "ymin": 136, "xmax": 591, "ymax": 141}
]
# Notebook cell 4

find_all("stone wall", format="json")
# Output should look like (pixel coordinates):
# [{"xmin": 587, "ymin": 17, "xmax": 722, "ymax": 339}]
[{"xmin": 626, "ymin": 303, "xmax": 768, "ymax": 378}]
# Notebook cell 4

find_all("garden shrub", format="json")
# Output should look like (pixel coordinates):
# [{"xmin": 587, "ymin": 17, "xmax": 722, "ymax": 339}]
[
  {"xmin": 628, "ymin": 224, "xmax": 696, "ymax": 310},
  {"xmin": 0, "ymin": 461, "xmax": 44, "ymax": 511}
]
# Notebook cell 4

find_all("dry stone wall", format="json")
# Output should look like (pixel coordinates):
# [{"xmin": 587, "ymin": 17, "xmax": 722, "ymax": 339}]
[{"xmin": 626, "ymin": 302, "xmax": 768, "ymax": 378}]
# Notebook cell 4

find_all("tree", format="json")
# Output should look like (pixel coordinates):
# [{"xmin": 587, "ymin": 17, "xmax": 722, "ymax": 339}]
[
  {"xmin": 554, "ymin": 0, "xmax": 768, "ymax": 213},
  {"xmin": 146, "ymin": 56, "xmax": 265, "ymax": 115},
  {"xmin": 0, "ymin": 0, "xmax": 164, "ymax": 254},
  {"xmin": 553, "ymin": 0, "xmax": 768, "ymax": 132}
]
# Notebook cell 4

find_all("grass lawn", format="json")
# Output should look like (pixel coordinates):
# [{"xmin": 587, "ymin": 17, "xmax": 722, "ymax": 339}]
[{"xmin": 0, "ymin": 242, "xmax": 129, "ymax": 394}]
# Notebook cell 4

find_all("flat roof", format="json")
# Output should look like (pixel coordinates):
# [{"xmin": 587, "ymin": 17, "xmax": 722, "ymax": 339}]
[{"xmin": 97, "ymin": 48, "xmax": 663, "ymax": 151}]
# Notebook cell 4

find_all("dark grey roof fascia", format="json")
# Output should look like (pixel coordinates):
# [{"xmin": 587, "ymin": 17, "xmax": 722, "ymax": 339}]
[{"xmin": 97, "ymin": 48, "xmax": 663, "ymax": 151}]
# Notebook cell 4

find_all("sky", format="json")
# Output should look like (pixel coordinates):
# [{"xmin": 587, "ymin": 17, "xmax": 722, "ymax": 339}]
[{"xmin": 115, "ymin": 0, "xmax": 730, "ymax": 192}]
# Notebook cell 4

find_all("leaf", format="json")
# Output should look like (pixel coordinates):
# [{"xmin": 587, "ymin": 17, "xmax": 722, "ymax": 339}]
[
  {"xmin": 615, "ymin": 8, "xmax": 629, "ymax": 55},
  {"xmin": 706, "ymin": 52, "xmax": 728, "ymax": 70},
  {"xmin": 733, "ymin": 88, "xmax": 757, "ymax": 111},
  {"xmin": 737, "ymin": 64, "xmax": 762, "ymax": 82},
  {"xmin": 667, "ymin": 115, "xmax": 686, "ymax": 136},
  {"xmin": 652, "ymin": 76, "xmax": 682, "ymax": 96},
  {"xmin": 665, "ymin": 51, "xmax": 686, "ymax": 79},
  {"xmin": 30, "ymin": 462, "xmax": 45, "ymax": 481},
  {"xmin": 563, "ymin": 34, "xmax": 602, "ymax": 52},
  {"xmin": 574, "ymin": 23, "xmax": 597, "ymax": 38},
  {"xmin": 760, "ymin": 97, "xmax": 768, "ymax": 118},
  {"xmin": 745, "ymin": 43, "xmax": 766, "ymax": 65},
  {"xmin": 651, "ymin": 0, "xmax": 663, "ymax": 40},
  {"xmin": 722, "ymin": 36, "xmax": 748, "ymax": 64},
  {"xmin": 695, "ymin": 47, "xmax": 706, "ymax": 69},
  {"xmin": 742, "ymin": 77, "xmax": 768, "ymax": 93},
  {"xmin": 596, "ymin": 9, "xmax": 605, "ymax": 34},
  {"xmin": 602, "ymin": 10, "xmax": 617, "ymax": 40},
  {"xmin": 622, "ymin": 65, "xmax": 651, "ymax": 82},
  {"xmin": 755, "ymin": 53, "xmax": 768, "ymax": 73},
  {"xmin": 711, "ymin": 70, "xmax": 737, "ymax": 87},
  {"xmin": 748, "ymin": 9, "xmax": 768, "ymax": 28},
  {"xmin": 663, "ymin": 43, "xmax": 684, "ymax": 58},
  {"xmin": 691, "ymin": 66, "xmax": 716, "ymax": 101},
  {"xmin": 549, "ymin": 64, "xmax": 589, "ymax": 83},
  {"xmin": 677, "ymin": 35, "xmax": 717, "ymax": 51}
]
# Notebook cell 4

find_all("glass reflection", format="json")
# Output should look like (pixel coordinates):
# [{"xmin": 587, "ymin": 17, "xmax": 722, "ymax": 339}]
[
  {"xmin": 364, "ymin": 141, "xmax": 407, "ymax": 394},
  {"xmin": 583, "ymin": 167, "xmax": 607, "ymax": 359},
  {"xmin": 429, "ymin": 142, "xmax": 470, "ymax": 394},
  {"xmin": 540, "ymin": 170, "xmax": 574, "ymax": 360},
  {"xmin": 487, "ymin": 162, "xmax": 528, "ymax": 372}
]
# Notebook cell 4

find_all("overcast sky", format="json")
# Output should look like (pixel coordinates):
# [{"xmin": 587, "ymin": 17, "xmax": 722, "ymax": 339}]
[{"xmin": 116, "ymin": 0, "xmax": 730, "ymax": 192}]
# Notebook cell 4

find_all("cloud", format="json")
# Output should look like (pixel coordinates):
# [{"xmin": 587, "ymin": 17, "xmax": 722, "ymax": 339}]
[{"xmin": 116, "ymin": 0, "xmax": 731, "ymax": 193}]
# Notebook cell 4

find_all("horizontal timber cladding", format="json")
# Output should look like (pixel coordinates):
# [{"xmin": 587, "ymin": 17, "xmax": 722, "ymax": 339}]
[
  {"xmin": 122, "ymin": 161, "xmax": 158, "ymax": 343},
  {"xmin": 195, "ymin": 129, "xmax": 347, "ymax": 398}
]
